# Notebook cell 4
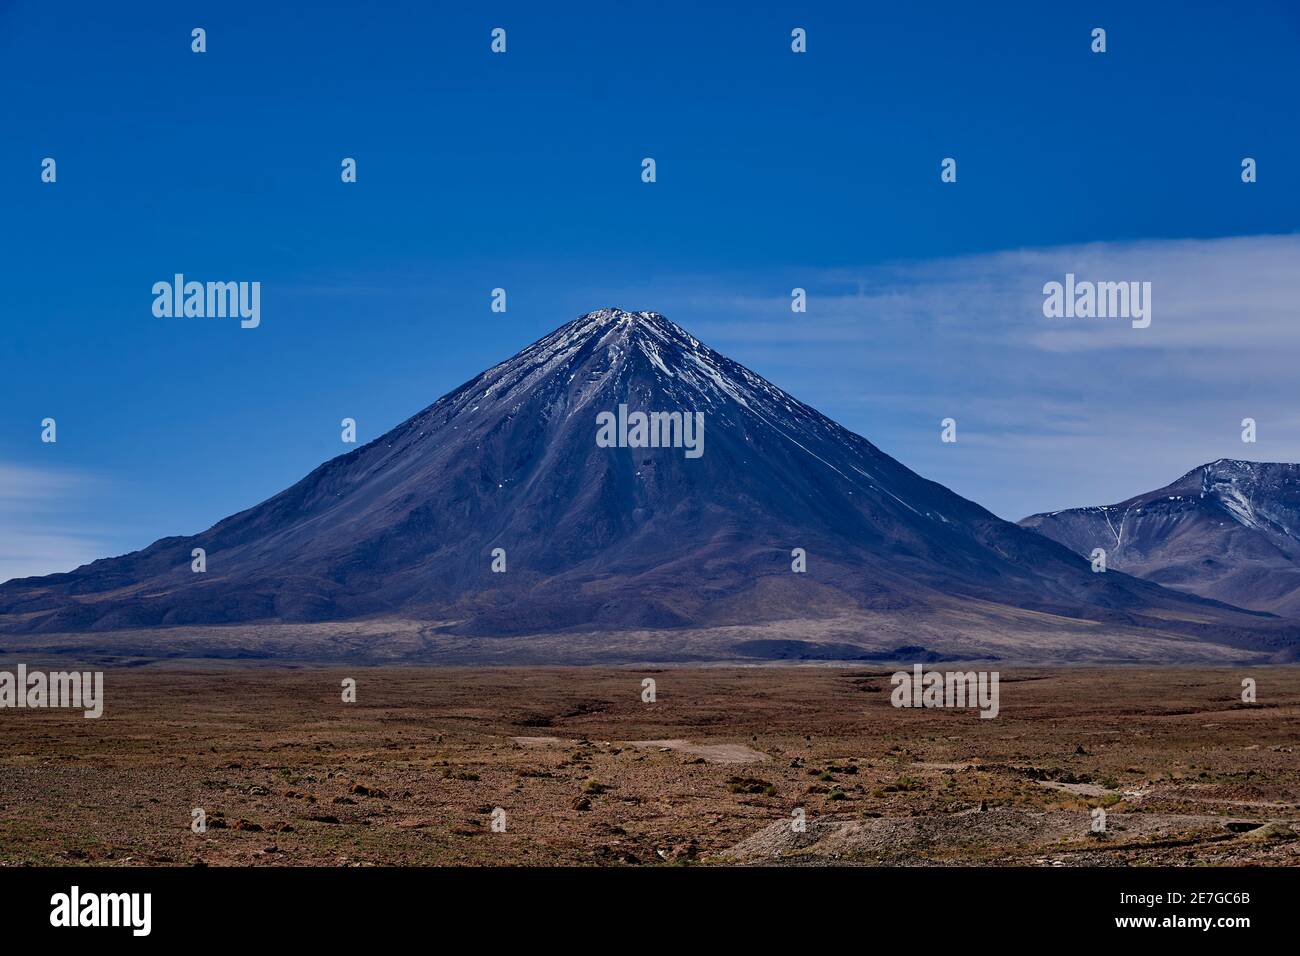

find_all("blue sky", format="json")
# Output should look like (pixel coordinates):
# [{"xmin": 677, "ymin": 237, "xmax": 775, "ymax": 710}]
[{"xmin": 2, "ymin": 1, "xmax": 1299, "ymax": 580}]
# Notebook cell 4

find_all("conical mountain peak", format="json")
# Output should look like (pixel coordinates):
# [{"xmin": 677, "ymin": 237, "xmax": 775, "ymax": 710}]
[
  {"xmin": 1, "ymin": 307, "xmax": 1283, "ymax": 660},
  {"xmin": 525, "ymin": 307, "xmax": 703, "ymax": 364},
  {"xmin": 443, "ymin": 309, "xmax": 740, "ymax": 430},
  {"xmin": 582, "ymin": 307, "xmax": 669, "ymax": 327}
]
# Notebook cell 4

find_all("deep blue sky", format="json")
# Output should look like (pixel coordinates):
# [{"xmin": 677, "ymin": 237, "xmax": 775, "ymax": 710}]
[{"xmin": 2, "ymin": 1, "xmax": 1298, "ymax": 579}]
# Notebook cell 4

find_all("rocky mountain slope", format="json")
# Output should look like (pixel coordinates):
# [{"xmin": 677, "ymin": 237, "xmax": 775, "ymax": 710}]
[{"xmin": 1022, "ymin": 459, "xmax": 1300, "ymax": 617}]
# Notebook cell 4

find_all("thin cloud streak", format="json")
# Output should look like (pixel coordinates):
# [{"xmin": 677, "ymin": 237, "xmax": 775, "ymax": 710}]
[
  {"xmin": 589, "ymin": 233, "xmax": 1300, "ymax": 520},
  {"xmin": 0, "ymin": 464, "xmax": 109, "ymax": 583}
]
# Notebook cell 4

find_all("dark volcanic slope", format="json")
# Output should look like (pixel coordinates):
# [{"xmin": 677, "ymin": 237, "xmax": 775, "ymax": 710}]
[
  {"xmin": 1022, "ymin": 459, "xmax": 1300, "ymax": 617},
  {"xmin": 0, "ymin": 311, "xmax": 1282, "ymax": 646}
]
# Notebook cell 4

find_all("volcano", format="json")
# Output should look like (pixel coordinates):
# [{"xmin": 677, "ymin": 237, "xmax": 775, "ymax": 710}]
[
  {"xmin": 1, "ymin": 310, "xmax": 1293, "ymax": 662},
  {"xmin": 1022, "ymin": 460, "xmax": 1300, "ymax": 617}
]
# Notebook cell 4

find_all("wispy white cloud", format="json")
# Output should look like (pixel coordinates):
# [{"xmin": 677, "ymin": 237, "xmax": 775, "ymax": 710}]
[
  {"xmin": 0, "ymin": 464, "xmax": 108, "ymax": 583},
  {"xmin": 589, "ymin": 233, "xmax": 1300, "ymax": 520}
]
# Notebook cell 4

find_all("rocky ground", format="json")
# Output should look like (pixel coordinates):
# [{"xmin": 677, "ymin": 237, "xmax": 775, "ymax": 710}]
[{"xmin": 0, "ymin": 664, "xmax": 1297, "ymax": 866}]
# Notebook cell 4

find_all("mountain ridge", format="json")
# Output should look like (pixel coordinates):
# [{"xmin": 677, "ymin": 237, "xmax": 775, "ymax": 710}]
[{"xmin": 1021, "ymin": 459, "xmax": 1300, "ymax": 617}]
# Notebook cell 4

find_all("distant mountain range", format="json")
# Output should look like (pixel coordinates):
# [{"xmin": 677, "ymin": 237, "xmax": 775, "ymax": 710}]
[
  {"xmin": 1022, "ymin": 459, "xmax": 1300, "ymax": 617},
  {"xmin": 2, "ymin": 310, "xmax": 1296, "ymax": 663}
]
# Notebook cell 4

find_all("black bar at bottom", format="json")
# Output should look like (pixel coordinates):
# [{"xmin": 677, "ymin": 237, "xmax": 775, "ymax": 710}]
[{"xmin": 0, "ymin": 865, "xmax": 1280, "ymax": 941}]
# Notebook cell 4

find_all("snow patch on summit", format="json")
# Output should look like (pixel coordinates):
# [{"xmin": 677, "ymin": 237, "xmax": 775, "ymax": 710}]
[{"xmin": 1211, "ymin": 480, "xmax": 1262, "ymax": 530}]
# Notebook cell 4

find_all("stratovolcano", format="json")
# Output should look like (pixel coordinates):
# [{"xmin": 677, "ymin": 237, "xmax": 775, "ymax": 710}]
[{"xmin": 0, "ymin": 309, "xmax": 1294, "ymax": 663}]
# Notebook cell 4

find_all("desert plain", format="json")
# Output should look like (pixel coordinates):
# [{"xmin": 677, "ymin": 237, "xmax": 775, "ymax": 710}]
[{"xmin": 1, "ymin": 663, "xmax": 1297, "ymax": 867}]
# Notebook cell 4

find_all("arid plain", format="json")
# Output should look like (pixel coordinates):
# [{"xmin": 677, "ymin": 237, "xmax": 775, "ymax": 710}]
[{"xmin": 1, "ymin": 664, "xmax": 1297, "ymax": 867}]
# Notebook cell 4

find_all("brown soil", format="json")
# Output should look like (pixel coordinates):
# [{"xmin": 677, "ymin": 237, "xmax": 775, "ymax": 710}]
[{"xmin": 1, "ymin": 665, "xmax": 1297, "ymax": 866}]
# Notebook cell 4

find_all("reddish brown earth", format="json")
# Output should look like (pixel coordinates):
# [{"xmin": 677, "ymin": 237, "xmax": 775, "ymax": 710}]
[{"xmin": 1, "ymin": 664, "xmax": 1297, "ymax": 866}]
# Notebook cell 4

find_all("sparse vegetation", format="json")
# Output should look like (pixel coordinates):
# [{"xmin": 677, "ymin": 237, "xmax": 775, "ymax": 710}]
[{"xmin": 1, "ymin": 666, "xmax": 1295, "ymax": 867}]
